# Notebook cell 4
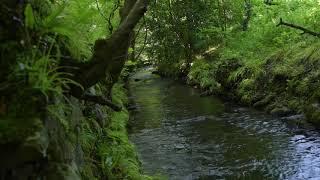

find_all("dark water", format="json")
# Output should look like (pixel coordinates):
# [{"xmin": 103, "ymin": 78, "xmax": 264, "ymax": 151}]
[{"xmin": 128, "ymin": 68, "xmax": 320, "ymax": 180}]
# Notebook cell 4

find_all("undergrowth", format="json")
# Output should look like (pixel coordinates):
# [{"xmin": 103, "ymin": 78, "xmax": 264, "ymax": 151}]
[
  {"xmin": 80, "ymin": 83, "xmax": 164, "ymax": 180},
  {"xmin": 1, "ymin": 0, "xmax": 156, "ymax": 179}
]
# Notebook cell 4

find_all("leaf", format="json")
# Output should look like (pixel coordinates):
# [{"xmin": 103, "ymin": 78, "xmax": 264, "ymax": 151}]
[
  {"xmin": 128, "ymin": 47, "xmax": 134, "ymax": 53},
  {"xmin": 42, "ymin": 3, "xmax": 67, "ymax": 29},
  {"xmin": 24, "ymin": 4, "xmax": 35, "ymax": 29}
]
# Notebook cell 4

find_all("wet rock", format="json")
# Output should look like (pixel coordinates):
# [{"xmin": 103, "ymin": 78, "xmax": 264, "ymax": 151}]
[
  {"xmin": 304, "ymin": 103, "xmax": 320, "ymax": 126},
  {"xmin": 270, "ymin": 106, "xmax": 293, "ymax": 116},
  {"xmin": 281, "ymin": 114, "xmax": 305, "ymax": 128},
  {"xmin": 0, "ymin": 117, "xmax": 50, "ymax": 179},
  {"xmin": 151, "ymin": 70, "xmax": 160, "ymax": 75},
  {"xmin": 232, "ymin": 107, "xmax": 248, "ymax": 113},
  {"xmin": 0, "ymin": 117, "xmax": 44, "ymax": 167},
  {"xmin": 200, "ymin": 90, "xmax": 212, "ymax": 97},
  {"xmin": 94, "ymin": 104, "xmax": 105, "ymax": 127},
  {"xmin": 174, "ymin": 144, "xmax": 185, "ymax": 150},
  {"xmin": 46, "ymin": 163, "xmax": 81, "ymax": 180},
  {"xmin": 253, "ymin": 95, "xmax": 274, "ymax": 108},
  {"xmin": 283, "ymin": 114, "xmax": 305, "ymax": 121}
]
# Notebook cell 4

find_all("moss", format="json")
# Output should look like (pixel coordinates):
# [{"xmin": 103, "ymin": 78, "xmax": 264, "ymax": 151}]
[
  {"xmin": 165, "ymin": 41, "xmax": 320, "ymax": 126},
  {"xmin": 0, "ymin": 117, "xmax": 43, "ymax": 144},
  {"xmin": 304, "ymin": 103, "xmax": 320, "ymax": 126},
  {"xmin": 0, "ymin": 116, "xmax": 49, "ymax": 169},
  {"xmin": 100, "ymin": 83, "xmax": 150, "ymax": 179},
  {"xmin": 46, "ymin": 163, "xmax": 81, "ymax": 180},
  {"xmin": 81, "ymin": 83, "xmax": 162, "ymax": 180},
  {"xmin": 270, "ymin": 106, "xmax": 292, "ymax": 117},
  {"xmin": 253, "ymin": 94, "xmax": 275, "ymax": 108}
]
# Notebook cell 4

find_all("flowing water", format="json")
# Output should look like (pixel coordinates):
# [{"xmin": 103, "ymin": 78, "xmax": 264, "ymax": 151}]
[{"xmin": 128, "ymin": 68, "xmax": 320, "ymax": 180}]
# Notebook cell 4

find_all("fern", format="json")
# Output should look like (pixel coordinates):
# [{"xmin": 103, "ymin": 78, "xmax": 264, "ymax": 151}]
[{"xmin": 24, "ymin": 4, "xmax": 36, "ymax": 29}]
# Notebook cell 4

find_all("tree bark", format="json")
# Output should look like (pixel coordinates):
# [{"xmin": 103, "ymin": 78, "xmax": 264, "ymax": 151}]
[
  {"xmin": 81, "ymin": 93, "xmax": 122, "ymax": 111},
  {"xmin": 69, "ymin": 0, "xmax": 148, "ymax": 97}
]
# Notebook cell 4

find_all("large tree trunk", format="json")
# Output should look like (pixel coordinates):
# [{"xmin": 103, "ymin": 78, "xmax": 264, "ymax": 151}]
[{"xmin": 69, "ymin": 0, "xmax": 148, "ymax": 97}]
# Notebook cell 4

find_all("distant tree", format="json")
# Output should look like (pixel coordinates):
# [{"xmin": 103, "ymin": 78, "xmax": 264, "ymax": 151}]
[{"xmin": 243, "ymin": 0, "xmax": 252, "ymax": 31}]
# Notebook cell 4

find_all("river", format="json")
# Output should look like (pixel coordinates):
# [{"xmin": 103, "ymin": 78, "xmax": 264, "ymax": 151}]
[{"xmin": 128, "ymin": 68, "xmax": 320, "ymax": 180}]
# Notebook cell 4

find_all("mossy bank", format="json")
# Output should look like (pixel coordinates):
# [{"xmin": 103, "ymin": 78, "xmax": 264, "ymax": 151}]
[
  {"xmin": 0, "ymin": 81, "xmax": 157, "ymax": 179},
  {"xmin": 146, "ymin": 0, "xmax": 320, "ymax": 128},
  {"xmin": 156, "ymin": 41, "xmax": 320, "ymax": 127}
]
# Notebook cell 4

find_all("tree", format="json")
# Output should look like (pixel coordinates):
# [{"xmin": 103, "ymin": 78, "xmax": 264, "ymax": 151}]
[
  {"xmin": 1, "ymin": 0, "xmax": 148, "ymax": 106},
  {"xmin": 242, "ymin": 0, "xmax": 252, "ymax": 31},
  {"xmin": 66, "ymin": 0, "xmax": 148, "ymax": 98}
]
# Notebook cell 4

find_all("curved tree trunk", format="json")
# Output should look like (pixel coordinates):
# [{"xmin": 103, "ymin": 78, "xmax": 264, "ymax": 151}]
[{"xmin": 69, "ymin": 0, "xmax": 148, "ymax": 97}]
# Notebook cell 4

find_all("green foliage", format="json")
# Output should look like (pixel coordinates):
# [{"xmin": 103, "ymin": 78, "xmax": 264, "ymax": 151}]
[
  {"xmin": 188, "ymin": 60, "xmax": 221, "ymax": 92},
  {"xmin": 112, "ymin": 83, "xmax": 129, "ymax": 107},
  {"xmin": 0, "ymin": 117, "xmax": 42, "ymax": 144},
  {"xmin": 4, "ymin": 0, "xmax": 123, "ymax": 113},
  {"xmin": 46, "ymin": 97, "xmax": 72, "ymax": 131},
  {"xmin": 24, "ymin": 4, "xmax": 36, "ymax": 29},
  {"xmin": 96, "ymin": 83, "xmax": 160, "ymax": 180},
  {"xmin": 145, "ymin": 0, "xmax": 216, "ymax": 70},
  {"xmin": 148, "ymin": 0, "xmax": 320, "ymax": 125}
]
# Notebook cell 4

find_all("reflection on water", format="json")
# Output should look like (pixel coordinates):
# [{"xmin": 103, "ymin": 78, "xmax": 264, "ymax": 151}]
[{"xmin": 129, "ymin": 68, "xmax": 320, "ymax": 180}]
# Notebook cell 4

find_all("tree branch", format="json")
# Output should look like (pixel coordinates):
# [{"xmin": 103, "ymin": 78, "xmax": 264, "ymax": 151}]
[
  {"xmin": 107, "ymin": 0, "xmax": 121, "ymax": 34},
  {"xmin": 69, "ymin": 0, "xmax": 148, "ymax": 97},
  {"xmin": 110, "ymin": 0, "xmax": 148, "ymax": 44},
  {"xmin": 134, "ymin": 17, "xmax": 148, "ymax": 60},
  {"xmin": 95, "ymin": 0, "xmax": 108, "ymax": 20},
  {"xmin": 277, "ymin": 18, "xmax": 320, "ymax": 38},
  {"xmin": 81, "ymin": 93, "xmax": 122, "ymax": 112}
]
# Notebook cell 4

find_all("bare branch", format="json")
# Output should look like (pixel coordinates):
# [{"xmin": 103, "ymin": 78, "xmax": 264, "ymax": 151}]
[
  {"xmin": 108, "ymin": 0, "xmax": 121, "ymax": 34},
  {"xmin": 135, "ymin": 17, "xmax": 148, "ymax": 60},
  {"xmin": 277, "ymin": 18, "xmax": 320, "ymax": 38},
  {"xmin": 81, "ymin": 93, "xmax": 122, "ymax": 111},
  {"xmin": 95, "ymin": 0, "xmax": 108, "ymax": 20}
]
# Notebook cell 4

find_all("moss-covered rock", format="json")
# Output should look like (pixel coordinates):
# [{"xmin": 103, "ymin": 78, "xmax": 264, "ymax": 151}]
[
  {"xmin": 270, "ymin": 106, "xmax": 293, "ymax": 117},
  {"xmin": 0, "ymin": 117, "xmax": 46, "ymax": 164},
  {"xmin": 253, "ymin": 94, "xmax": 275, "ymax": 109},
  {"xmin": 304, "ymin": 103, "xmax": 320, "ymax": 126}
]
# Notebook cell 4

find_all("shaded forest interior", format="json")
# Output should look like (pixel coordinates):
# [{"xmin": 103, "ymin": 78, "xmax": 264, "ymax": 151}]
[{"xmin": 0, "ymin": 0, "xmax": 320, "ymax": 179}]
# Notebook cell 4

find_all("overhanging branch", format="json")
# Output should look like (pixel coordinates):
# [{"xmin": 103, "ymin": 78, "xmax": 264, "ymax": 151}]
[
  {"xmin": 81, "ymin": 93, "xmax": 122, "ymax": 112},
  {"xmin": 134, "ymin": 17, "xmax": 148, "ymax": 60},
  {"xmin": 69, "ymin": 0, "xmax": 148, "ymax": 97},
  {"xmin": 277, "ymin": 18, "xmax": 320, "ymax": 38}
]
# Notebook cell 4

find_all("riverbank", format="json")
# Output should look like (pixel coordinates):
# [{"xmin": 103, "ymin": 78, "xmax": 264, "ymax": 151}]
[
  {"xmin": 0, "ymin": 1, "xmax": 155, "ymax": 178},
  {"xmin": 94, "ymin": 83, "xmax": 155, "ymax": 179},
  {"xmin": 155, "ymin": 41, "xmax": 320, "ymax": 127},
  {"xmin": 128, "ymin": 68, "xmax": 320, "ymax": 179},
  {"xmin": 0, "ymin": 80, "xmax": 154, "ymax": 179}
]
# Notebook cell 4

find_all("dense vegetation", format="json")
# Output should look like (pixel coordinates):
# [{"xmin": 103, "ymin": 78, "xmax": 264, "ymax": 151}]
[
  {"xmin": 145, "ymin": 0, "xmax": 320, "ymax": 125},
  {"xmin": 0, "ymin": 0, "xmax": 153, "ymax": 179},
  {"xmin": 0, "ymin": 0, "xmax": 319, "ymax": 179}
]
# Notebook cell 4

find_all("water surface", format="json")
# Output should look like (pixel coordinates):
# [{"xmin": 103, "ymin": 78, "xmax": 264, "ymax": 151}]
[{"xmin": 129, "ymin": 68, "xmax": 320, "ymax": 180}]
